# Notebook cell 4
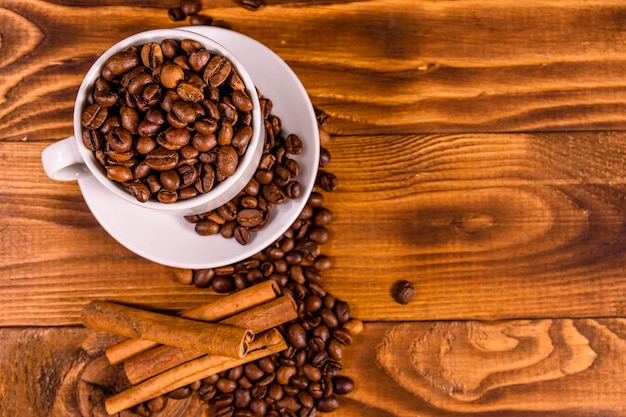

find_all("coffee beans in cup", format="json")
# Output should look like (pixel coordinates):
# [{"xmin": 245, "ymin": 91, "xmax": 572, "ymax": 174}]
[{"xmin": 81, "ymin": 38, "xmax": 256, "ymax": 205}]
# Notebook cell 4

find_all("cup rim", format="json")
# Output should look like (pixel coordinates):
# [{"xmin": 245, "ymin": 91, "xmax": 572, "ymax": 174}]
[{"xmin": 73, "ymin": 28, "xmax": 264, "ymax": 216}]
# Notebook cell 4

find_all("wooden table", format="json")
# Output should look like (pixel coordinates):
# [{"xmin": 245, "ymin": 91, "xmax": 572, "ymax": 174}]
[{"xmin": 2, "ymin": 0, "xmax": 626, "ymax": 415}]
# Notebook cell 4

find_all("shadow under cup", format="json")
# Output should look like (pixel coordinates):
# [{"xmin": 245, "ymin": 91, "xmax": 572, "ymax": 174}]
[{"xmin": 70, "ymin": 28, "xmax": 264, "ymax": 217}]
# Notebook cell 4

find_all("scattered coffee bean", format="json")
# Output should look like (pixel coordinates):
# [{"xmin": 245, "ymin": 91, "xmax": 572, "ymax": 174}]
[
  {"xmin": 168, "ymin": 7, "xmax": 186, "ymax": 21},
  {"xmin": 239, "ymin": 0, "xmax": 262, "ymax": 11},
  {"xmin": 393, "ymin": 280, "xmax": 414, "ymax": 304}
]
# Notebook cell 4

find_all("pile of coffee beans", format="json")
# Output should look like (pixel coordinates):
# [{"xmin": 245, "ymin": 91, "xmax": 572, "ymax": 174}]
[
  {"xmin": 132, "ymin": 110, "xmax": 358, "ymax": 417},
  {"xmin": 184, "ymin": 97, "xmax": 303, "ymax": 245},
  {"xmin": 81, "ymin": 38, "xmax": 256, "ymax": 204}
]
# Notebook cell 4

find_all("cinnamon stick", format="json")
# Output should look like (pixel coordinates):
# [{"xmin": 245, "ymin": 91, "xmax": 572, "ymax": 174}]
[
  {"xmin": 105, "ymin": 329, "xmax": 287, "ymax": 415},
  {"xmin": 105, "ymin": 280, "xmax": 280, "ymax": 365},
  {"xmin": 82, "ymin": 300, "xmax": 254, "ymax": 359},
  {"xmin": 124, "ymin": 295, "xmax": 297, "ymax": 384}
]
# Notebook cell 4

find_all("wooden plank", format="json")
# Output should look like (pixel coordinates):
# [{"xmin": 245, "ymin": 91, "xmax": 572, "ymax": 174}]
[
  {"xmin": 322, "ymin": 131, "xmax": 626, "ymax": 320},
  {"xmin": 2, "ymin": 319, "xmax": 625, "ymax": 416},
  {"xmin": 3, "ymin": 0, "xmax": 626, "ymax": 139},
  {"xmin": 3, "ymin": 130, "xmax": 626, "ymax": 325}
]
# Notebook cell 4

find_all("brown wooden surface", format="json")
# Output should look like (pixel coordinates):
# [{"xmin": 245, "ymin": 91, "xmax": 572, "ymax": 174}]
[{"xmin": 3, "ymin": 0, "xmax": 626, "ymax": 416}]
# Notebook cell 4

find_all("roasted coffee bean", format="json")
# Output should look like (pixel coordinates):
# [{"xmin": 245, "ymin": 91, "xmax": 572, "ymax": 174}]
[
  {"xmin": 333, "ymin": 328, "xmax": 353, "ymax": 346},
  {"xmin": 212, "ymin": 275, "xmax": 235, "ymax": 293},
  {"xmin": 145, "ymin": 174, "xmax": 161, "ymax": 194},
  {"xmin": 285, "ymin": 134, "xmax": 303, "ymax": 155},
  {"xmin": 135, "ymin": 136, "xmax": 156, "ymax": 155},
  {"xmin": 232, "ymin": 125, "xmax": 253, "ymax": 149},
  {"xmin": 276, "ymin": 395, "xmax": 300, "ymax": 412},
  {"xmin": 217, "ymin": 378, "xmax": 239, "ymax": 394},
  {"xmin": 159, "ymin": 169, "xmax": 180, "ymax": 191},
  {"xmin": 128, "ymin": 72, "xmax": 153, "ymax": 95},
  {"xmin": 310, "ymin": 350, "xmax": 329, "ymax": 368},
  {"xmin": 210, "ymin": 393, "xmax": 235, "ymax": 408},
  {"xmin": 319, "ymin": 306, "xmax": 339, "ymax": 328},
  {"xmin": 138, "ymin": 120, "xmax": 161, "ymax": 137},
  {"xmin": 81, "ymin": 103, "xmax": 108, "ymax": 129},
  {"xmin": 119, "ymin": 106, "xmax": 139, "ymax": 133},
  {"xmin": 106, "ymin": 165, "xmax": 133, "ymax": 183},
  {"xmin": 307, "ymin": 382, "xmax": 324, "ymax": 400},
  {"xmin": 242, "ymin": 363, "xmax": 264, "ymax": 381},
  {"xmin": 188, "ymin": 49, "xmax": 211, "ymax": 72},
  {"xmin": 232, "ymin": 90, "xmax": 254, "ymax": 111},
  {"xmin": 82, "ymin": 130, "xmax": 103, "ymax": 151},
  {"xmin": 317, "ymin": 170, "xmax": 338, "ymax": 192},
  {"xmin": 275, "ymin": 365, "xmax": 297, "ymax": 385},
  {"xmin": 250, "ymin": 384, "xmax": 267, "ymax": 400},
  {"xmin": 237, "ymin": 209, "xmax": 263, "ymax": 228},
  {"xmin": 157, "ymin": 189, "xmax": 178, "ymax": 204},
  {"xmin": 290, "ymin": 375, "xmax": 309, "ymax": 390},
  {"xmin": 285, "ymin": 181, "xmax": 302, "ymax": 199},
  {"xmin": 204, "ymin": 55, "xmax": 232, "ymax": 87},
  {"xmin": 133, "ymin": 403, "xmax": 150, "ymax": 417},
  {"xmin": 190, "ymin": 13, "xmax": 212, "ymax": 25},
  {"xmin": 140, "ymin": 42, "xmax": 163, "ymax": 70},
  {"xmin": 195, "ymin": 163, "xmax": 215, "ymax": 193},
  {"xmin": 128, "ymin": 180, "xmax": 151, "ymax": 202},
  {"xmin": 255, "ymin": 169, "xmax": 273, "ymax": 184},
  {"xmin": 162, "ymin": 127, "xmax": 191, "ymax": 149},
  {"xmin": 322, "ymin": 361, "xmax": 342, "ymax": 377},
  {"xmin": 319, "ymin": 146, "xmax": 331, "ymax": 167},
  {"xmin": 332, "ymin": 376, "xmax": 355, "ymax": 395},
  {"xmin": 248, "ymin": 399, "xmax": 267, "ymax": 416},
  {"xmin": 263, "ymin": 183, "xmax": 287, "ymax": 204},
  {"xmin": 195, "ymin": 119, "xmax": 218, "ymax": 135},
  {"xmin": 168, "ymin": 7, "xmax": 185, "ymax": 21},
  {"xmin": 166, "ymin": 385, "xmax": 193, "ymax": 399},
  {"xmin": 172, "ymin": 101, "xmax": 197, "ymax": 124},
  {"xmin": 327, "ymin": 339, "xmax": 343, "ymax": 361},
  {"xmin": 160, "ymin": 63, "xmax": 185, "ymax": 89},
  {"xmin": 180, "ymin": 0, "xmax": 202, "ymax": 15},
  {"xmin": 234, "ymin": 226, "xmax": 250, "ymax": 245},
  {"xmin": 218, "ymin": 122, "xmax": 234, "ymax": 145},
  {"xmin": 106, "ymin": 127, "xmax": 133, "ymax": 153},
  {"xmin": 217, "ymin": 145, "xmax": 239, "ymax": 176},
  {"xmin": 268, "ymin": 383, "xmax": 284, "ymax": 402},
  {"xmin": 193, "ymin": 268, "xmax": 215, "ymax": 288},
  {"xmin": 195, "ymin": 219, "xmax": 220, "ymax": 236},
  {"xmin": 301, "ymin": 363, "xmax": 322, "ymax": 383},
  {"xmin": 234, "ymin": 388, "xmax": 252, "ymax": 408},
  {"xmin": 219, "ymin": 101, "xmax": 238, "ymax": 124},
  {"xmin": 145, "ymin": 148, "xmax": 179, "ymax": 170},
  {"xmin": 256, "ymin": 357, "xmax": 275, "ymax": 374},
  {"xmin": 285, "ymin": 323, "xmax": 307, "ymax": 349},
  {"xmin": 258, "ymin": 372, "xmax": 277, "ymax": 388},
  {"xmin": 105, "ymin": 50, "xmax": 140, "ymax": 76},
  {"xmin": 316, "ymin": 396, "xmax": 339, "ymax": 413},
  {"xmin": 393, "ymin": 280, "xmax": 414, "ymax": 304},
  {"xmin": 93, "ymin": 90, "xmax": 119, "ymax": 107},
  {"xmin": 177, "ymin": 81, "xmax": 204, "ymax": 102}
]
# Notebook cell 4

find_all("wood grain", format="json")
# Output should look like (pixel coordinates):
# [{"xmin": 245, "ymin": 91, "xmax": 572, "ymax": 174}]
[
  {"xmin": 4, "ymin": 0, "xmax": 626, "ymax": 139},
  {"xmin": 321, "ymin": 131, "xmax": 626, "ymax": 321},
  {"xmin": 4, "ymin": 130, "xmax": 626, "ymax": 325},
  {"xmin": 2, "ymin": 319, "xmax": 626, "ymax": 416}
]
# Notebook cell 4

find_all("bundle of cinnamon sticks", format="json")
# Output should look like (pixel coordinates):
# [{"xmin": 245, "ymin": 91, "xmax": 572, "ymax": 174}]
[{"xmin": 80, "ymin": 280, "xmax": 298, "ymax": 415}]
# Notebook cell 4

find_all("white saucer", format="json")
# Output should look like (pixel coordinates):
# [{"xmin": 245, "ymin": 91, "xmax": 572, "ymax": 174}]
[{"xmin": 79, "ymin": 27, "xmax": 320, "ymax": 269}]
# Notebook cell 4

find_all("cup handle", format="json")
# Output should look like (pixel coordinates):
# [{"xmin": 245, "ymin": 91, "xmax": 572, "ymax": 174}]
[{"xmin": 41, "ymin": 137, "xmax": 91, "ymax": 181}]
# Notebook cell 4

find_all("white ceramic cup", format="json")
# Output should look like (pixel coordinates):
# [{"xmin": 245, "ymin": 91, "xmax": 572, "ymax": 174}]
[{"xmin": 41, "ymin": 28, "xmax": 264, "ymax": 216}]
